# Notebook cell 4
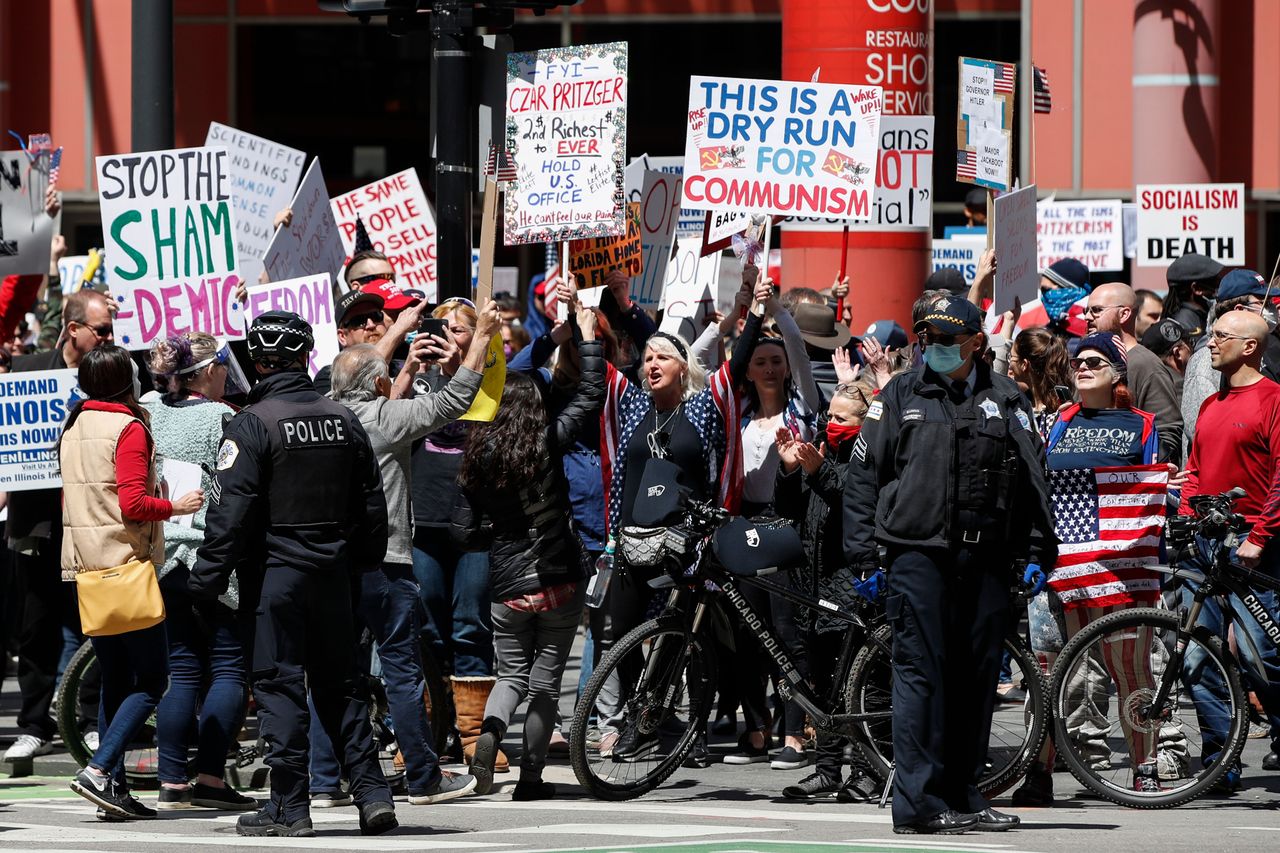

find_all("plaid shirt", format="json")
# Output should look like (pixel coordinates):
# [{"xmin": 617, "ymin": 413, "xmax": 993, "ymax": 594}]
[{"xmin": 502, "ymin": 581, "xmax": 579, "ymax": 613}]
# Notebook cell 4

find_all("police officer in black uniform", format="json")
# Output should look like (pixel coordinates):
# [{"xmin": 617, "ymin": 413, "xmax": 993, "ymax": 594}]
[
  {"xmin": 189, "ymin": 311, "xmax": 396, "ymax": 838},
  {"xmin": 843, "ymin": 296, "xmax": 1056, "ymax": 835}
]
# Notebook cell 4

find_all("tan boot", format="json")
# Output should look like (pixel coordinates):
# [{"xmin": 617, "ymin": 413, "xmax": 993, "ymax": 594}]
[{"xmin": 451, "ymin": 676, "xmax": 508, "ymax": 773}]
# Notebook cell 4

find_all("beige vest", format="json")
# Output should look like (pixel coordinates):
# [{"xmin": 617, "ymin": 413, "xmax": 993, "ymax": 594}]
[{"xmin": 60, "ymin": 409, "xmax": 164, "ymax": 577}]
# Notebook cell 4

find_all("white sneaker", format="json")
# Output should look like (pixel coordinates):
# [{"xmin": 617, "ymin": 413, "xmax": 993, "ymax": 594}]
[
  {"xmin": 3, "ymin": 735, "xmax": 53, "ymax": 762},
  {"xmin": 84, "ymin": 731, "xmax": 100, "ymax": 752}
]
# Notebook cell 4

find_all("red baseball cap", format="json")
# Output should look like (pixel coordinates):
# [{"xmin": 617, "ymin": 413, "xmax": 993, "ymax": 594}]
[{"xmin": 364, "ymin": 279, "xmax": 423, "ymax": 311}]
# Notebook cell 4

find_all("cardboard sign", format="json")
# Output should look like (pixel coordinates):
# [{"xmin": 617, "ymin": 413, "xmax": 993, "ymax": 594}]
[
  {"xmin": 992, "ymin": 184, "xmax": 1039, "ymax": 313},
  {"xmin": 245, "ymin": 274, "xmax": 338, "ymax": 378},
  {"xmin": 504, "ymin": 41, "xmax": 629, "ymax": 245},
  {"xmin": 0, "ymin": 369, "xmax": 79, "ymax": 491},
  {"xmin": 204, "ymin": 122, "xmax": 305, "ymax": 272},
  {"xmin": 956, "ymin": 57, "xmax": 1016, "ymax": 192},
  {"xmin": 931, "ymin": 238, "xmax": 982, "ymax": 287},
  {"xmin": 0, "ymin": 150, "xmax": 56, "ymax": 276},
  {"xmin": 682, "ymin": 76, "xmax": 883, "ymax": 220},
  {"xmin": 1135, "ymin": 183, "xmax": 1245, "ymax": 267},
  {"xmin": 631, "ymin": 171, "xmax": 681, "ymax": 308},
  {"xmin": 58, "ymin": 253, "xmax": 108, "ymax": 294},
  {"xmin": 263, "ymin": 158, "xmax": 347, "ymax": 287},
  {"xmin": 661, "ymin": 237, "xmax": 722, "ymax": 342},
  {"xmin": 96, "ymin": 146, "xmax": 244, "ymax": 350},
  {"xmin": 1037, "ymin": 199, "xmax": 1123, "ymax": 273},
  {"xmin": 476, "ymin": 179, "xmax": 500, "ymax": 305},
  {"xmin": 569, "ymin": 202, "xmax": 641, "ymax": 290},
  {"xmin": 642, "ymin": 156, "xmax": 703, "ymax": 238},
  {"xmin": 331, "ymin": 168, "xmax": 438, "ymax": 299},
  {"xmin": 781, "ymin": 116, "xmax": 934, "ymax": 232}
]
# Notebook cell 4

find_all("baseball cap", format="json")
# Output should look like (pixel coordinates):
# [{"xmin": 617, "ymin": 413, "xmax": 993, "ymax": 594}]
[
  {"xmin": 1216, "ymin": 269, "xmax": 1268, "ymax": 301},
  {"xmin": 364, "ymin": 279, "xmax": 424, "ymax": 311},
  {"xmin": 1140, "ymin": 317, "xmax": 1190, "ymax": 357},
  {"xmin": 336, "ymin": 289, "xmax": 384, "ymax": 327},
  {"xmin": 1166, "ymin": 253, "xmax": 1224, "ymax": 286},
  {"xmin": 864, "ymin": 320, "xmax": 908, "ymax": 350},
  {"xmin": 913, "ymin": 296, "xmax": 983, "ymax": 335},
  {"xmin": 924, "ymin": 267, "xmax": 968, "ymax": 295}
]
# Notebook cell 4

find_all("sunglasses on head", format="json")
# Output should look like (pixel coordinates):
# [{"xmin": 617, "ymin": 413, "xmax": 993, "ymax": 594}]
[
  {"xmin": 350, "ymin": 271, "xmax": 395, "ymax": 288},
  {"xmin": 341, "ymin": 309, "xmax": 385, "ymax": 330},
  {"xmin": 440, "ymin": 296, "xmax": 476, "ymax": 309},
  {"xmin": 1069, "ymin": 356, "xmax": 1113, "ymax": 371}
]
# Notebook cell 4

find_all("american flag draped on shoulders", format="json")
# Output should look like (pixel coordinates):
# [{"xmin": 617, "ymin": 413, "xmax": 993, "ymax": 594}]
[{"xmin": 1047, "ymin": 464, "xmax": 1167, "ymax": 609}]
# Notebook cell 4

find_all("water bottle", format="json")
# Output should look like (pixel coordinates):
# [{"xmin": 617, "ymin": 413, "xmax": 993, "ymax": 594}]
[{"xmin": 586, "ymin": 540, "xmax": 616, "ymax": 609}]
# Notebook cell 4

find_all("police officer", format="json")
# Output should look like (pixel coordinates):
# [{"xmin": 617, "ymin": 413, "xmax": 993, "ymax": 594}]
[
  {"xmin": 843, "ymin": 296, "xmax": 1056, "ymax": 835},
  {"xmin": 189, "ymin": 311, "xmax": 396, "ymax": 838}
]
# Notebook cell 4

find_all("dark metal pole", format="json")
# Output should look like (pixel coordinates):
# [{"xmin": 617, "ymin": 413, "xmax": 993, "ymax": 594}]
[
  {"xmin": 131, "ymin": 0, "xmax": 174, "ymax": 151},
  {"xmin": 432, "ymin": 0, "xmax": 472, "ymax": 301}
]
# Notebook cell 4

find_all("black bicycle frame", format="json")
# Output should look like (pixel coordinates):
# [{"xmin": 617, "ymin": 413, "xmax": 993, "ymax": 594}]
[{"xmin": 1195, "ymin": 561, "xmax": 1280, "ymax": 688}]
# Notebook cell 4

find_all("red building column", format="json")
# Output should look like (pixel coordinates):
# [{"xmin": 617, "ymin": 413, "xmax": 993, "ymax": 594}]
[{"xmin": 781, "ymin": 0, "xmax": 933, "ymax": 332}]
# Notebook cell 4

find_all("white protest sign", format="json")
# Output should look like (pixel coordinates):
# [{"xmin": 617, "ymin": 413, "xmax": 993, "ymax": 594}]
[
  {"xmin": 263, "ymin": 158, "xmax": 346, "ymax": 287},
  {"xmin": 782, "ymin": 116, "xmax": 933, "ymax": 232},
  {"xmin": 96, "ymin": 146, "xmax": 244, "ymax": 350},
  {"xmin": 160, "ymin": 458, "xmax": 203, "ymax": 528},
  {"xmin": 204, "ymin": 122, "xmax": 305, "ymax": 270},
  {"xmin": 0, "ymin": 369, "xmax": 79, "ymax": 491},
  {"xmin": 706, "ymin": 210, "xmax": 752, "ymax": 244},
  {"xmin": 331, "ymin": 168, "xmax": 438, "ymax": 299},
  {"xmin": 245, "ymin": 273, "xmax": 339, "ymax": 378},
  {"xmin": 992, "ymin": 184, "xmax": 1039, "ymax": 313},
  {"xmin": 956, "ymin": 57, "xmax": 1015, "ymax": 192},
  {"xmin": 0, "ymin": 150, "xmax": 55, "ymax": 276},
  {"xmin": 58, "ymin": 254, "xmax": 108, "ymax": 294},
  {"xmin": 645, "ymin": 156, "xmax": 703, "ymax": 238},
  {"xmin": 661, "ymin": 237, "xmax": 722, "ymax": 342},
  {"xmin": 1135, "ymin": 183, "xmax": 1245, "ymax": 267},
  {"xmin": 931, "ymin": 238, "xmax": 982, "ymax": 286},
  {"xmin": 1037, "ymin": 199, "xmax": 1123, "ymax": 272},
  {"xmin": 505, "ymin": 41, "xmax": 628, "ymax": 245},
  {"xmin": 682, "ymin": 76, "xmax": 883, "ymax": 220},
  {"xmin": 631, "ymin": 170, "xmax": 681, "ymax": 309}
]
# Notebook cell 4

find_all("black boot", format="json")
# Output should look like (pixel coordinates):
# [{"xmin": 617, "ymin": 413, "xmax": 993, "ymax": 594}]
[{"xmin": 237, "ymin": 810, "xmax": 316, "ymax": 837}]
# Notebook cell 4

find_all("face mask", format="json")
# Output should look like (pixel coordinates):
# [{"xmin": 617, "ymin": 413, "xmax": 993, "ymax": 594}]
[
  {"xmin": 1042, "ymin": 286, "xmax": 1088, "ymax": 321},
  {"xmin": 924, "ymin": 342, "xmax": 965, "ymax": 375},
  {"xmin": 826, "ymin": 421, "xmax": 861, "ymax": 449},
  {"xmin": 1262, "ymin": 308, "xmax": 1278, "ymax": 332}
]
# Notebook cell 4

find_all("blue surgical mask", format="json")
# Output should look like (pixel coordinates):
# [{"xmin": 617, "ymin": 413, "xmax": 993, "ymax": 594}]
[{"xmin": 924, "ymin": 342, "xmax": 965, "ymax": 375}]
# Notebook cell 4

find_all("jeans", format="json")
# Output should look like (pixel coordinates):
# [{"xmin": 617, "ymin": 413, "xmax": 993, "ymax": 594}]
[
  {"xmin": 310, "ymin": 564, "xmax": 441, "ymax": 796},
  {"xmin": 411, "ymin": 527, "xmax": 492, "ymax": 677},
  {"xmin": 1180, "ymin": 533, "xmax": 1280, "ymax": 764},
  {"xmin": 89, "ymin": 622, "xmax": 169, "ymax": 790},
  {"xmin": 14, "ymin": 543, "xmax": 78, "ymax": 741},
  {"xmin": 155, "ymin": 572, "xmax": 247, "ymax": 784}
]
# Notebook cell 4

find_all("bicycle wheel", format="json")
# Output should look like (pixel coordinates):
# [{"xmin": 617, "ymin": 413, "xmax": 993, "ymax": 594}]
[
  {"xmin": 570, "ymin": 617, "xmax": 716, "ymax": 801},
  {"xmin": 845, "ymin": 624, "xmax": 1048, "ymax": 797},
  {"xmin": 1049, "ymin": 607, "xmax": 1246, "ymax": 808}
]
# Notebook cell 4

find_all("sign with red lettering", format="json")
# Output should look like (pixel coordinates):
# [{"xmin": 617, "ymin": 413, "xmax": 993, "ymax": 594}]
[
  {"xmin": 245, "ymin": 273, "xmax": 338, "ymax": 378},
  {"xmin": 992, "ymin": 183, "xmax": 1039, "ymax": 313},
  {"xmin": 332, "ymin": 168, "xmax": 438, "ymax": 299},
  {"xmin": 681, "ymin": 76, "xmax": 883, "ymax": 220},
  {"xmin": 1037, "ymin": 199, "xmax": 1123, "ymax": 272},
  {"xmin": 1135, "ymin": 182, "xmax": 1245, "ymax": 267},
  {"xmin": 505, "ymin": 41, "xmax": 628, "ymax": 245},
  {"xmin": 569, "ymin": 202, "xmax": 641, "ymax": 290},
  {"xmin": 96, "ymin": 145, "xmax": 245, "ymax": 350}
]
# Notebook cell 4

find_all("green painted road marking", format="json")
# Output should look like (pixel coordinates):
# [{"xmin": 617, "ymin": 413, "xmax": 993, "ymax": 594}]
[
  {"xmin": 521, "ymin": 843, "xmax": 996, "ymax": 853},
  {"xmin": 0, "ymin": 778, "xmax": 82, "ymax": 800}
]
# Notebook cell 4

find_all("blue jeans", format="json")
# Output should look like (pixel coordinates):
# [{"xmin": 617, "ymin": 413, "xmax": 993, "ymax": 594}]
[
  {"xmin": 89, "ymin": 622, "xmax": 169, "ymax": 790},
  {"xmin": 310, "ymin": 564, "xmax": 441, "ymax": 796},
  {"xmin": 1180, "ymin": 533, "xmax": 1280, "ymax": 765},
  {"xmin": 411, "ymin": 528, "xmax": 492, "ymax": 677},
  {"xmin": 155, "ymin": 575, "xmax": 247, "ymax": 783}
]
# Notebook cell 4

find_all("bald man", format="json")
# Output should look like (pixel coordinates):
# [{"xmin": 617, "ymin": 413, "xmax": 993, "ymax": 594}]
[
  {"xmin": 1085, "ymin": 283, "xmax": 1183, "ymax": 462},
  {"xmin": 1178, "ymin": 308, "xmax": 1280, "ymax": 785}
]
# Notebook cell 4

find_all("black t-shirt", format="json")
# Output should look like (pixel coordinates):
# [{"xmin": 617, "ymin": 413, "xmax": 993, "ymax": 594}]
[{"xmin": 621, "ymin": 406, "xmax": 707, "ymax": 527}]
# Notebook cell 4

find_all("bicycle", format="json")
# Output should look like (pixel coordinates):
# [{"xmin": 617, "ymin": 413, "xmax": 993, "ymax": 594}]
[
  {"xmin": 1048, "ymin": 487, "xmax": 1278, "ymax": 807},
  {"xmin": 568, "ymin": 494, "xmax": 1048, "ymax": 801}
]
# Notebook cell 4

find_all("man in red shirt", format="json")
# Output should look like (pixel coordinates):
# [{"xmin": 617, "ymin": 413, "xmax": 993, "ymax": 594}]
[{"xmin": 1180, "ymin": 310, "xmax": 1280, "ymax": 789}]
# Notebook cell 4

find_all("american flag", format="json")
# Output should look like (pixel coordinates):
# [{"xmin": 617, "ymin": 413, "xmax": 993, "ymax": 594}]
[
  {"xmin": 484, "ymin": 142, "xmax": 518, "ymax": 184},
  {"xmin": 48, "ymin": 147, "xmax": 63, "ymax": 191},
  {"xmin": 994, "ymin": 62, "xmax": 1016, "ymax": 94},
  {"xmin": 542, "ymin": 240, "xmax": 560, "ymax": 292},
  {"xmin": 1047, "ymin": 464, "xmax": 1167, "ymax": 608},
  {"xmin": 1033, "ymin": 65, "xmax": 1053, "ymax": 114},
  {"xmin": 957, "ymin": 149, "xmax": 977, "ymax": 180}
]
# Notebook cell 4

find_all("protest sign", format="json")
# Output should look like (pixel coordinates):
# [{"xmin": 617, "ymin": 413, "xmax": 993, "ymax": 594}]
[
  {"xmin": 0, "ymin": 369, "xmax": 79, "ymax": 491},
  {"xmin": 58, "ymin": 253, "xmax": 108, "ymax": 294},
  {"xmin": 205, "ymin": 122, "xmax": 304, "ymax": 272},
  {"xmin": 1135, "ymin": 182, "xmax": 1245, "ymax": 267},
  {"xmin": 476, "ymin": 179, "xmax": 500, "ymax": 305},
  {"xmin": 992, "ymin": 184, "xmax": 1038, "ymax": 313},
  {"xmin": 644, "ymin": 156, "xmax": 703, "ymax": 239},
  {"xmin": 332, "ymin": 168, "xmax": 438, "ymax": 298},
  {"xmin": 569, "ymin": 202, "xmax": 641, "ymax": 290},
  {"xmin": 96, "ymin": 146, "xmax": 244, "ymax": 350},
  {"xmin": 661, "ymin": 237, "xmax": 722, "ymax": 342},
  {"xmin": 263, "ymin": 158, "xmax": 347, "ymax": 287},
  {"xmin": 160, "ymin": 458, "xmax": 203, "ymax": 528},
  {"xmin": 931, "ymin": 238, "xmax": 982, "ymax": 287},
  {"xmin": 956, "ymin": 57, "xmax": 1015, "ymax": 192},
  {"xmin": 505, "ymin": 41, "xmax": 629, "ymax": 245},
  {"xmin": 682, "ymin": 76, "xmax": 883, "ymax": 220},
  {"xmin": 0, "ymin": 150, "xmax": 55, "ymax": 276},
  {"xmin": 245, "ymin": 273, "xmax": 338, "ymax": 377},
  {"xmin": 1037, "ymin": 199, "xmax": 1123, "ymax": 272},
  {"xmin": 631, "ymin": 170, "xmax": 681, "ymax": 308},
  {"xmin": 781, "ymin": 116, "xmax": 933, "ymax": 232}
]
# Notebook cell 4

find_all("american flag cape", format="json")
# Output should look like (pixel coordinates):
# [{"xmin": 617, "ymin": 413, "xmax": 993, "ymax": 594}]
[{"xmin": 1047, "ymin": 464, "xmax": 1167, "ymax": 609}]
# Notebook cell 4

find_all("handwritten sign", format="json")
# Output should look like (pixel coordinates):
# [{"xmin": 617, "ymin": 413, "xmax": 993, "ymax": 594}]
[
  {"xmin": 931, "ymin": 238, "xmax": 982, "ymax": 286},
  {"xmin": 661, "ymin": 237, "xmax": 722, "ymax": 341},
  {"xmin": 245, "ymin": 274, "xmax": 339, "ymax": 377},
  {"xmin": 0, "ymin": 149, "xmax": 55, "ymax": 276},
  {"xmin": 1135, "ymin": 183, "xmax": 1245, "ymax": 267},
  {"xmin": 569, "ymin": 202, "xmax": 641, "ymax": 290},
  {"xmin": 642, "ymin": 156, "xmax": 703, "ymax": 238},
  {"xmin": 1037, "ymin": 199, "xmax": 1123, "ymax": 272},
  {"xmin": 0, "ymin": 369, "xmax": 79, "ymax": 491},
  {"xmin": 992, "ymin": 183, "xmax": 1039, "ymax": 313},
  {"xmin": 505, "ymin": 41, "xmax": 629, "ymax": 245},
  {"xmin": 631, "ymin": 171, "xmax": 681, "ymax": 308},
  {"xmin": 332, "ymin": 168, "xmax": 438, "ymax": 299},
  {"xmin": 58, "ymin": 254, "xmax": 108, "ymax": 294},
  {"xmin": 262, "ymin": 158, "xmax": 346, "ymax": 287},
  {"xmin": 956, "ymin": 57, "xmax": 1016, "ymax": 192},
  {"xmin": 96, "ymin": 146, "xmax": 244, "ymax": 350},
  {"xmin": 681, "ymin": 75, "xmax": 883, "ymax": 220}
]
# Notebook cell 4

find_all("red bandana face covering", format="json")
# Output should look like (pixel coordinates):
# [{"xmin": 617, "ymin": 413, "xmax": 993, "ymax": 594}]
[{"xmin": 826, "ymin": 422, "xmax": 861, "ymax": 448}]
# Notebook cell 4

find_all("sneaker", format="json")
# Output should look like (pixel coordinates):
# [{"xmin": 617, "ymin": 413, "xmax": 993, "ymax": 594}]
[
  {"xmin": 1156, "ymin": 749, "xmax": 1188, "ymax": 781},
  {"xmin": 192, "ymin": 782, "xmax": 257, "ymax": 810},
  {"xmin": 1263, "ymin": 751, "xmax": 1279, "ymax": 772},
  {"xmin": 782, "ymin": 771, "xmax": 840, "ymax": 799},
  {"xmin": 1133, "ymin": 763, "xmax": 1164, "ymax": 793},
  {"xmin": 547, "ymin": 729, "xmax": 570, "ymax": 757},
  {"xmin": 156, "ymin": 786, "xmax": 194, "ymax": 810},
  {"xmin": 118, "ymin": 793, "xmax": 158, "ymax": 819},
  {"xmin": 84, "ymin": 731, "xmax": 100, "ymax": 752},
  {"xmin": 1011, "ymin": 766, "xmax": 1054, "ymax": 806},
  {"xmin": 836, "ymin": 771, "xmax": 881, "ymax": 803},
  {"xmin": 311, "ymin": 791, "xmax": 354, "ymax": 808},
  {"xmin": 1248, "ymin": 720, "xmax": 1270, "ymax": 739},
  {"xmin": 613, "ymin": 725, "xmax": 660, "ymax": 763},
  {"xmin": 3, "ymin": 735, "xmax": 53, "ymax": 762},
  {"xmin": 408, "ymin": 769, "xmax": 477, "ymax": 805},
  {"xmin": 470, "ymin": 730, "xmax": 500, "ymax": 795},
  {"xmin": 597, "ymin": 731, "xmax": 620, "ymax": 758},
  {"xmin": 70, "ymin": 768, "xmax": 130, "ymax": 816},
  {"xmin": 770, "ymin": 745, "xmax": 809, "ymax": 770},
  {"xmin": 237, "ymin": 810, "xmax": 317, "ymax": 837},
  {"xmin": 996, "ymin": 681, "xmax": 1026, "ymax": 704},
  {"xmin": 682, "ymin": 734, "xmax": 711, "ymax": 769},
  {"xmin": 358, "ymin": 800, "xmax": 398, "ymax": 836},
  {"xmin": 511, "ymin": 778, "xmax": 556, "ymax": 801},
  {"xmin": 711, "ymin": 713, "xmax": 737, "ymax": 735},
  {"xmin": 1210, "ymin": 763, "xmax": 1242, "ymax": 795},
  {"xmin": 723, "ymin": 733, "xmax": 770, "ymax": 765}
]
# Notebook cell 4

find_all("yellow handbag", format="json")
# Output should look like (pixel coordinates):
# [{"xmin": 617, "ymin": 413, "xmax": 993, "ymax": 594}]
[{"xmin": 74, "ymin": 559, "xmax": 165, "ymax": 637}]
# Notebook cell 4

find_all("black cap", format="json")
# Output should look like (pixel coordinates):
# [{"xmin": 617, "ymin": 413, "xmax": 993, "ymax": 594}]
[
  {"xmin": 1140, "ymin": 318, "xmax": 1190, "ymax": 357},
  {"xmin": 336, "ymin": 289, "xmax": 384, "ymax": 326},
  {"xmin": 247, "ymin": 311, "xmax": 314, "ymax": 365},
  {"xmin": 1166, "ymin": 253, "xmax": 1224, "ymax": 286},
  {"xmin": 913, "ymin": 296, "xmax": 983, "ymax": 335},
  {"xmin": 964, "ymin": 188, "xmax": 987, "ymax": 210},
  {"xmin": 924, "ymin": 267, "xmax": 968, "ymax": 295}
]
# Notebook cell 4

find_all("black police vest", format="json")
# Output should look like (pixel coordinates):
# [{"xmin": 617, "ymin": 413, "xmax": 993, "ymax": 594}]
[
  {"xmin": 245, "ymin": 396, "xmax": 359, "ymax": 527},
  {"xmin": 952, "ymin": 389, "xmax": 1016, "ymax": 520}
]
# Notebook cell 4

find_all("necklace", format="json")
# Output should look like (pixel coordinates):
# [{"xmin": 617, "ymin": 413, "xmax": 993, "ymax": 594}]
[{"xmin": 647, "ymin": 402, "xmax": 683, "ymax": 458}]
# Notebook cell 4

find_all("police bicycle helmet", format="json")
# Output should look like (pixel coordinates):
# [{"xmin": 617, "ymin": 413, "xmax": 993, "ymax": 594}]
[{"xmin": 247, "ymin": 310, "xmax": 314, "ymax": 368}]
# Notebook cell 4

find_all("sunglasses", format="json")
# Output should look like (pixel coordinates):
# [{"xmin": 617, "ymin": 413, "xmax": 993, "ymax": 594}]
[
  {"xmin": 1069, "ymin": 356, "xmax": 1113, "ymax": 371},
  {"xmin": 918, "ymin": 331, "xmax": 970, "ymax": 347},
  {"xmin": 440, "ymin": 296, "xmax": 476, "ymax": 309},
  {"xmin": 350, "ymin": 271, "xmax": 395, "ymax": 288},
  {"xmin": 341, "ymin": 309, "xmax": 385, "ymax": 330},
  {"xmin": 835, "ymin": 381, "xmax": 871, "ymax": 408},
  {"xmin": 79, "ymin": 322, "xmax": 113, "ymax": 338},
  {"xmin": 1209, "ymin": 330, "xmax": 1251, "ymax": 344}
]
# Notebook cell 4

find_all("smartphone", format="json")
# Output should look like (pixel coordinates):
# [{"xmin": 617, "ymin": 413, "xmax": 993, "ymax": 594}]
[
  {"xmin": 418, "ymin": 317, "xmax": 448, "ymax": 340},
  {"xmin": 1054, "ymin": 385, "xmax": 1074, "ymax": 405}
]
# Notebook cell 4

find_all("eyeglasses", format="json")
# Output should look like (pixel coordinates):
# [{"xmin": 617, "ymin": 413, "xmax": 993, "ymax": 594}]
[
  {"xmin": 1209, "ymin": 330, "xmax": 1251, "ymax": 344},
  {"xmin": 1082, "ymin": 304, "xmax": 1125, "ymax": 317},
  {"xmin": 835, "ymin": 382, "xmax": 871, "ymax": 408},
  {"xmin": 78, "ymin": 322, "xmax": 113, "ymax": 338},
  {"xmin": 350, "ymin": 271, "xmax": 395, "ymax": 288},
  {"xmin": 341, "ymin": 310, "xmax": 385, "ymax": 330},
  {"xmin": 918, "ymin": 331, "xmax": 971, "ymax": 347},
  {"xmin": 1069, "ymin": 356, "xmax": 1114, "ymax": 371}
]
